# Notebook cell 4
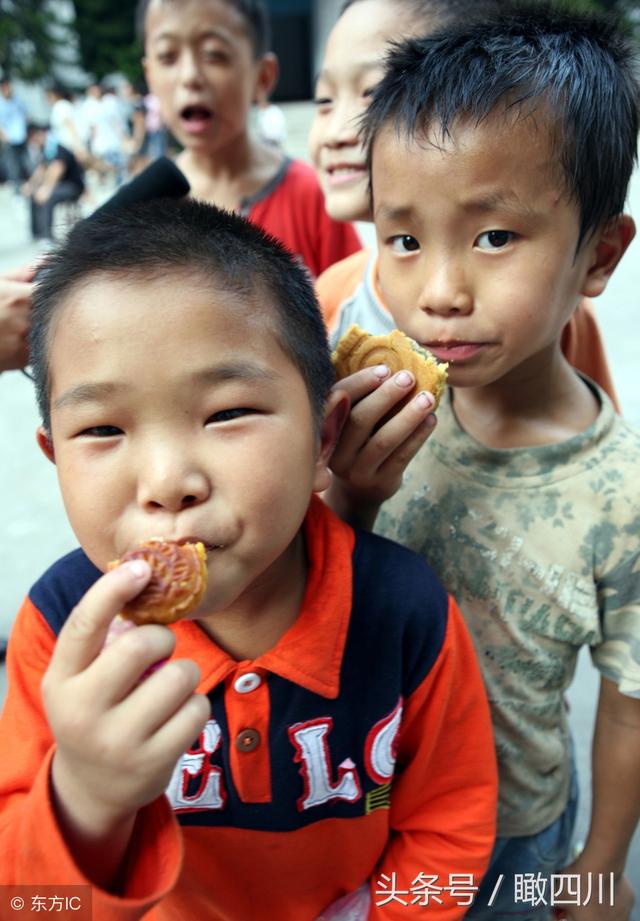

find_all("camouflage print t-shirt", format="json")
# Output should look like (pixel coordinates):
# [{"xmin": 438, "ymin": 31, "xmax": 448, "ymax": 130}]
[{"xmin": 375, "ymin": 382, "xmax": 640, "ymax": 837}]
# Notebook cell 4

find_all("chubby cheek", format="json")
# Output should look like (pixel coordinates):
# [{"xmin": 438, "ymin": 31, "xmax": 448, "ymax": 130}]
[
  {"xmin": 55, "ymin": 458, "xmax": 122, "ymax": 570},
  {"xmin": 379, "ymin": 266, "xmax": 415, "ymax": 325},
  {"xmin": 308, "ymin": 121, "xmax": 323, "ymax": 169}
]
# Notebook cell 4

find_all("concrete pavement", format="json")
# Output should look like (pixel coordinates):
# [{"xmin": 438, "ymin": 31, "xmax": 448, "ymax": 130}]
[{"xmin": 1, "ymin": 101, "xmax": 639, "ymax": 911}]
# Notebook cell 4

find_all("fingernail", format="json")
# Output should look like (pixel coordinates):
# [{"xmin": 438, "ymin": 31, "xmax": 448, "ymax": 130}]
[
  {"xmin": 395, "ymin": 371, "xmax": 413, "ymax": 387},
  {"xmin": 125, "ymin": 560, "xmax": 149, "ymax": 579},
  {"xmin": 373, "ymin": 364, "xmax": 390, "ymax": 379},
  {"xmin": 425, "ymin": 413, "xmax": 437, "ymax": 429},
  {"xmin": 414, "ymin": 391, "xmax": 434, "ymax": 410}
]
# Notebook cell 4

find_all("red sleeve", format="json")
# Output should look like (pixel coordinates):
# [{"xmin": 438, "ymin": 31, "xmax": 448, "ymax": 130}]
[
  {"xmin": 0, "ymin": 597, "xmax": 183, "ymax": 920},
  {"xmin": 561, "ymin": 299, "xmax": 620, "ymax": 411},
  {"xmin": 248, "ymin": 160, "xmax": 362, "ymax": 278},
  {"xmin": 369, "ymin": 597, "xmax": 497, "ymax": 919}
]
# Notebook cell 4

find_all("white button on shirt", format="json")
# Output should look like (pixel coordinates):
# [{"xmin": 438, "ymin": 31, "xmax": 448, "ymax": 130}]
[{"xmin": 233, "ymin": 673, "xmax": 262, "ymax": 694}]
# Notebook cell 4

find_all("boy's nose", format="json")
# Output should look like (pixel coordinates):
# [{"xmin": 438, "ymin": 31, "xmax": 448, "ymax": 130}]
[
  {"xmin": 418, "ymin": 259, "xmax": 473, "ymax": 317},
  {"xmin": 178, "ymin": 50, "xmax": 204, "ymax": 88},
  {"xmin": 325, "ymin": 102, "xmax": 361, "ymax": 148},
  {"xmin": 138, "ymin": 463, "xmax": 211, "ymax": 513}
]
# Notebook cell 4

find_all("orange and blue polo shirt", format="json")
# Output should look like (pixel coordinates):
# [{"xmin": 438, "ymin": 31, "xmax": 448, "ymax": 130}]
[{"xmin": 0, "ymin": 497, "xmax": 496, "ymax": 920}]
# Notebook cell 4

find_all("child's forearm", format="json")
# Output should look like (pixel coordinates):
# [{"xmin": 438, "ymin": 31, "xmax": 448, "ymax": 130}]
[
  {"xmin": 578, "ymin": 676, "xmax": 640, "ymax": 872},
  {"xmin": 51, "ymin": 752, "xmax": 138, "ymax": 891}
]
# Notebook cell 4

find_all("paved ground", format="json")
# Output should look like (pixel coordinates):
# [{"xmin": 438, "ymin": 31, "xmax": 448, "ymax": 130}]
[{"xmin": 1, "ymin": 102, "xmax": 639, "ymax": 910}]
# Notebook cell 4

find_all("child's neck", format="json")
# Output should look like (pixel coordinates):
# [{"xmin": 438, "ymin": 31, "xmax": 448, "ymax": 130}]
[
  {"xmin": 177, "ymin": 134, "xmax": 284, "ymax": 213},
  {"xmin": 197, "ymin": 531, "xmax": 308, "ymax": 662},
  {"xmin": 450, "ymin": 352, "xmax": 600, "ymax": 450}
]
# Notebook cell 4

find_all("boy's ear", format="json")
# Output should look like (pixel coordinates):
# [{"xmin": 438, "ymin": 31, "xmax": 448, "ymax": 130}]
[
  {"xmin": 36, "ymin": 426, "xmax": 55, "ymax": 464},
  {"xmin": 312, "ymin": 389, "xmax": 350, "ymax": 494},
  {"xmin": 254, "ymin": 52, "xmax": 279, "ymax": 105},
  {"xmin": 580, "ymin": 214, "xmax": 635, "ymax": 299}
]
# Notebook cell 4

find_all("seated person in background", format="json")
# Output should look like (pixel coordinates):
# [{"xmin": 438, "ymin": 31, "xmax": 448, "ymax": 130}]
[
  {"xmin": 0, "ymin": 198, "xmax": 497, "ymax": 920},
  {"xmin": 22, "ymin": 124, "xmax": 84, "ymax": 242},
  {"xmin": 136, "ymin": 0, "xmax": 361, "ymax": 277},
  {"xmin": 310, "ymin": 0, "xmax": 621, "ymax": 409}
]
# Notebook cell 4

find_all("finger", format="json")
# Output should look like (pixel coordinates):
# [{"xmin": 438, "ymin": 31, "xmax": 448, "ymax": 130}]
[
  {"xmin": 331, "ymin": 373, "xmax": 430, "ymax": 473},
  {"xmin": 0, "ymin": 340, "xmax": 29, "ymax": 372},
  {"xmin": 49, "ymin": 560, "xmax": 151, "ymax": 680},
  {"xmin": 145, "ymin": 692, "xmax": 211, "ymax": 763},
  {"xmin": 87, "ymin": 621, "xmax": 177, "ymax": 707},
  {"xmin": 356, "ymin": 395, "xmax": 436, "ymax": 471},
  {"xmin": 2, "ymin": 263, "xmax": 36, "ymax": 284},
  {"xmin": 331, "ymin": 365, "xmax": 391, "ymax": 405},
  {"xmin": 0, "ymin": 279, "xmax": 33, "ymax": 309},
  {"xmin": 368, "ymin": 409, "xmax": 437, "ymax": 477},
  {"xmin": 122, "ymin": 659, "xmax": 203, "ymax": 739}
]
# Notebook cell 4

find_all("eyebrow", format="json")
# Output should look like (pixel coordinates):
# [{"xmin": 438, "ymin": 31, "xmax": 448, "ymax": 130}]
[
  {"xmin": 151, "ymin": 28, "xmax": 232, "ymax": 46},
  {"xmin": 315, "ymin": 59, "xmax": 384, "ymax": 85},
  {"xmin": 54, "ymin": 381, "xmax": 126, "ymax": 412},
  {"xmin": 375, "ymin": 193, "xmax": 537, "ymax": 223},
  {"xmin": 462, "ymin": 191, "xmax": 537, "ymax": 219},
  {"xmin": 191, "ymin": 362, "xmax": 279, "ymax": 386},
  {"xmin": 54, "ymin": 363, "xmax": 279, "ymax": 412},
  {"xmin": 374, "ymin": 203, "xmax": 415, "ymax": 223}
]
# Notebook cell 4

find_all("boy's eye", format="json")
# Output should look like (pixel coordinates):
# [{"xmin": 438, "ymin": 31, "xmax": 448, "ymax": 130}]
[
  {"xmin": 206, "ymin": 408, "xmax": 253, "ymax": 424},
  {"xmin": 155, "ymin": 51, "xmax": 177, "ymax": 65},
  {"xmin": 389, "ymin": 234, "xmax": 420, "ymax": 254},
  {"xmin": 203, "ymin": 48, "xmax": 228, "ymax": 64},
  {"xmin": 313, "ymin": 96, "xmax": 333, "ymax": 108},
  {"xmin": 475, "ymin": 230, "xmax": 514, "ymax": 250},
  {"xmin": 77, "ymin": 425, "xmax": 123, "ymax": 438}
]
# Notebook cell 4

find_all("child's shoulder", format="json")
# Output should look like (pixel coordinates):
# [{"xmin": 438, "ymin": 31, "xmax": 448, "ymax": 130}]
[
  {"xmin": 316, "ymin": 248, "xmax": 373, "ymax": 293},
  {"xmin": 316, "ymin": 248, "xmax": 374, "ymax": 330},
  {"xmin": 28, "ymin": 548, "xmax": 101, "ymax": 637},
  {"xmin": 352, "ymin": 526, "xmax": 451, "ymax": 631},
  {"xmin": 596, "ymin": 399, "xmax": 640, "ymax": 475},
  {"xmin": 345, "ymin": 527, "xmax": 462, "ymax": 697}
]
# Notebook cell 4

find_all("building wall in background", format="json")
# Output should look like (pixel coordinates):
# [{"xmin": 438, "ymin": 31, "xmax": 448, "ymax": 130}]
[{"xmin": 266, "ymin": 0, "xmax": 342, "ymax": 101}]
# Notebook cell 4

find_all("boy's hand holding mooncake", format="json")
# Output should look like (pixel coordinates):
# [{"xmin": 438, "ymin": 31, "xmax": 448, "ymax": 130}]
[
  {"xmin": 327, "ymin": 325, "xmax": 446, "ymax": 529},
  {"xmin": 42, "ymin": 557, "xmax": 210, "ymax": 887}
]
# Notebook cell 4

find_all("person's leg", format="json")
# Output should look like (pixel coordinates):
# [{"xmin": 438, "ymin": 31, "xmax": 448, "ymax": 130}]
[
  {"xmin": 30, "ymin": 195, "xmax": 47, "ymax": 239},
  {"xmin": 4, "ymin": 143, "xmax": 23, "ymax": 191},
  {"xmin": 44, "ymin": 181, "xmax": 83, "ymax": 239},
  {"xmin": 465, "ymin": 761, "xmax": 579, "ymax": 921}
]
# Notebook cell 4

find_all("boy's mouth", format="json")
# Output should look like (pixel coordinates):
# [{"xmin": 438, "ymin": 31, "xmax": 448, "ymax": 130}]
[
  {"xmin": 423, "ymin": 341, "xmax": 489, "ymax": 362},
  {"xmin": 326, "ymin": 163, "xmax": 367, "ymax": 188},
  {"xmin": 179, "ymin": 105, "xmax": 213, "ymax": 135},
  {"xmin": 177, "ymin": 536, "xmax": 226, "ymax": 553}
]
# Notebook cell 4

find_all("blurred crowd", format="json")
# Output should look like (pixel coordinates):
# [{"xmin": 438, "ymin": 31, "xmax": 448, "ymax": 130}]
[{"xmin": 0, "ymin": 77, "xmax": 171, "ymax": 244}]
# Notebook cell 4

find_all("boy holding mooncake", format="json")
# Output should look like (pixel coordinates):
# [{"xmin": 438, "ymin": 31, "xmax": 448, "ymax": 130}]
[{"xmin": 0, "ymin": 199, "xmax": 496, "ymax": 921}]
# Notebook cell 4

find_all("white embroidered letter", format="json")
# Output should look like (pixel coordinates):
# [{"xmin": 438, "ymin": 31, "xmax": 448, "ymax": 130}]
[
  {"xmin": 289, "ymin": 717, "xmax": 362, "ymax": 811},
  {"xmin": 364, "ymin": 698, "xmax": 403, "ymax": 784},
  {"xmin": 166, "ymin": 718, "xmax": 226, "ymax": 811}
]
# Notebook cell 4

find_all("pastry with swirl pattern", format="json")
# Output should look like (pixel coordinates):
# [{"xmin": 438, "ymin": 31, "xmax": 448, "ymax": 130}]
[
  {"xmin": 332, "ymin": 324, "xmax": 448, "ymax": 410},
  {"xmin": 109, "ymin": 539, "xmax": 208, "ymax": 625}
]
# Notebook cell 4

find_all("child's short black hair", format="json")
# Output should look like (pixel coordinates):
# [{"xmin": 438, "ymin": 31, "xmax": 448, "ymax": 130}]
[
  {"xmin": 30, "ymin": 200, "xmax": 333, "ymax": 433},
  {"xmin": 135, "ymin": 0, "xmax": 271, "ymax": 58},
  {"xmin": 363, "ymin": 2, "xmax": 639, "ymax": 247}
]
